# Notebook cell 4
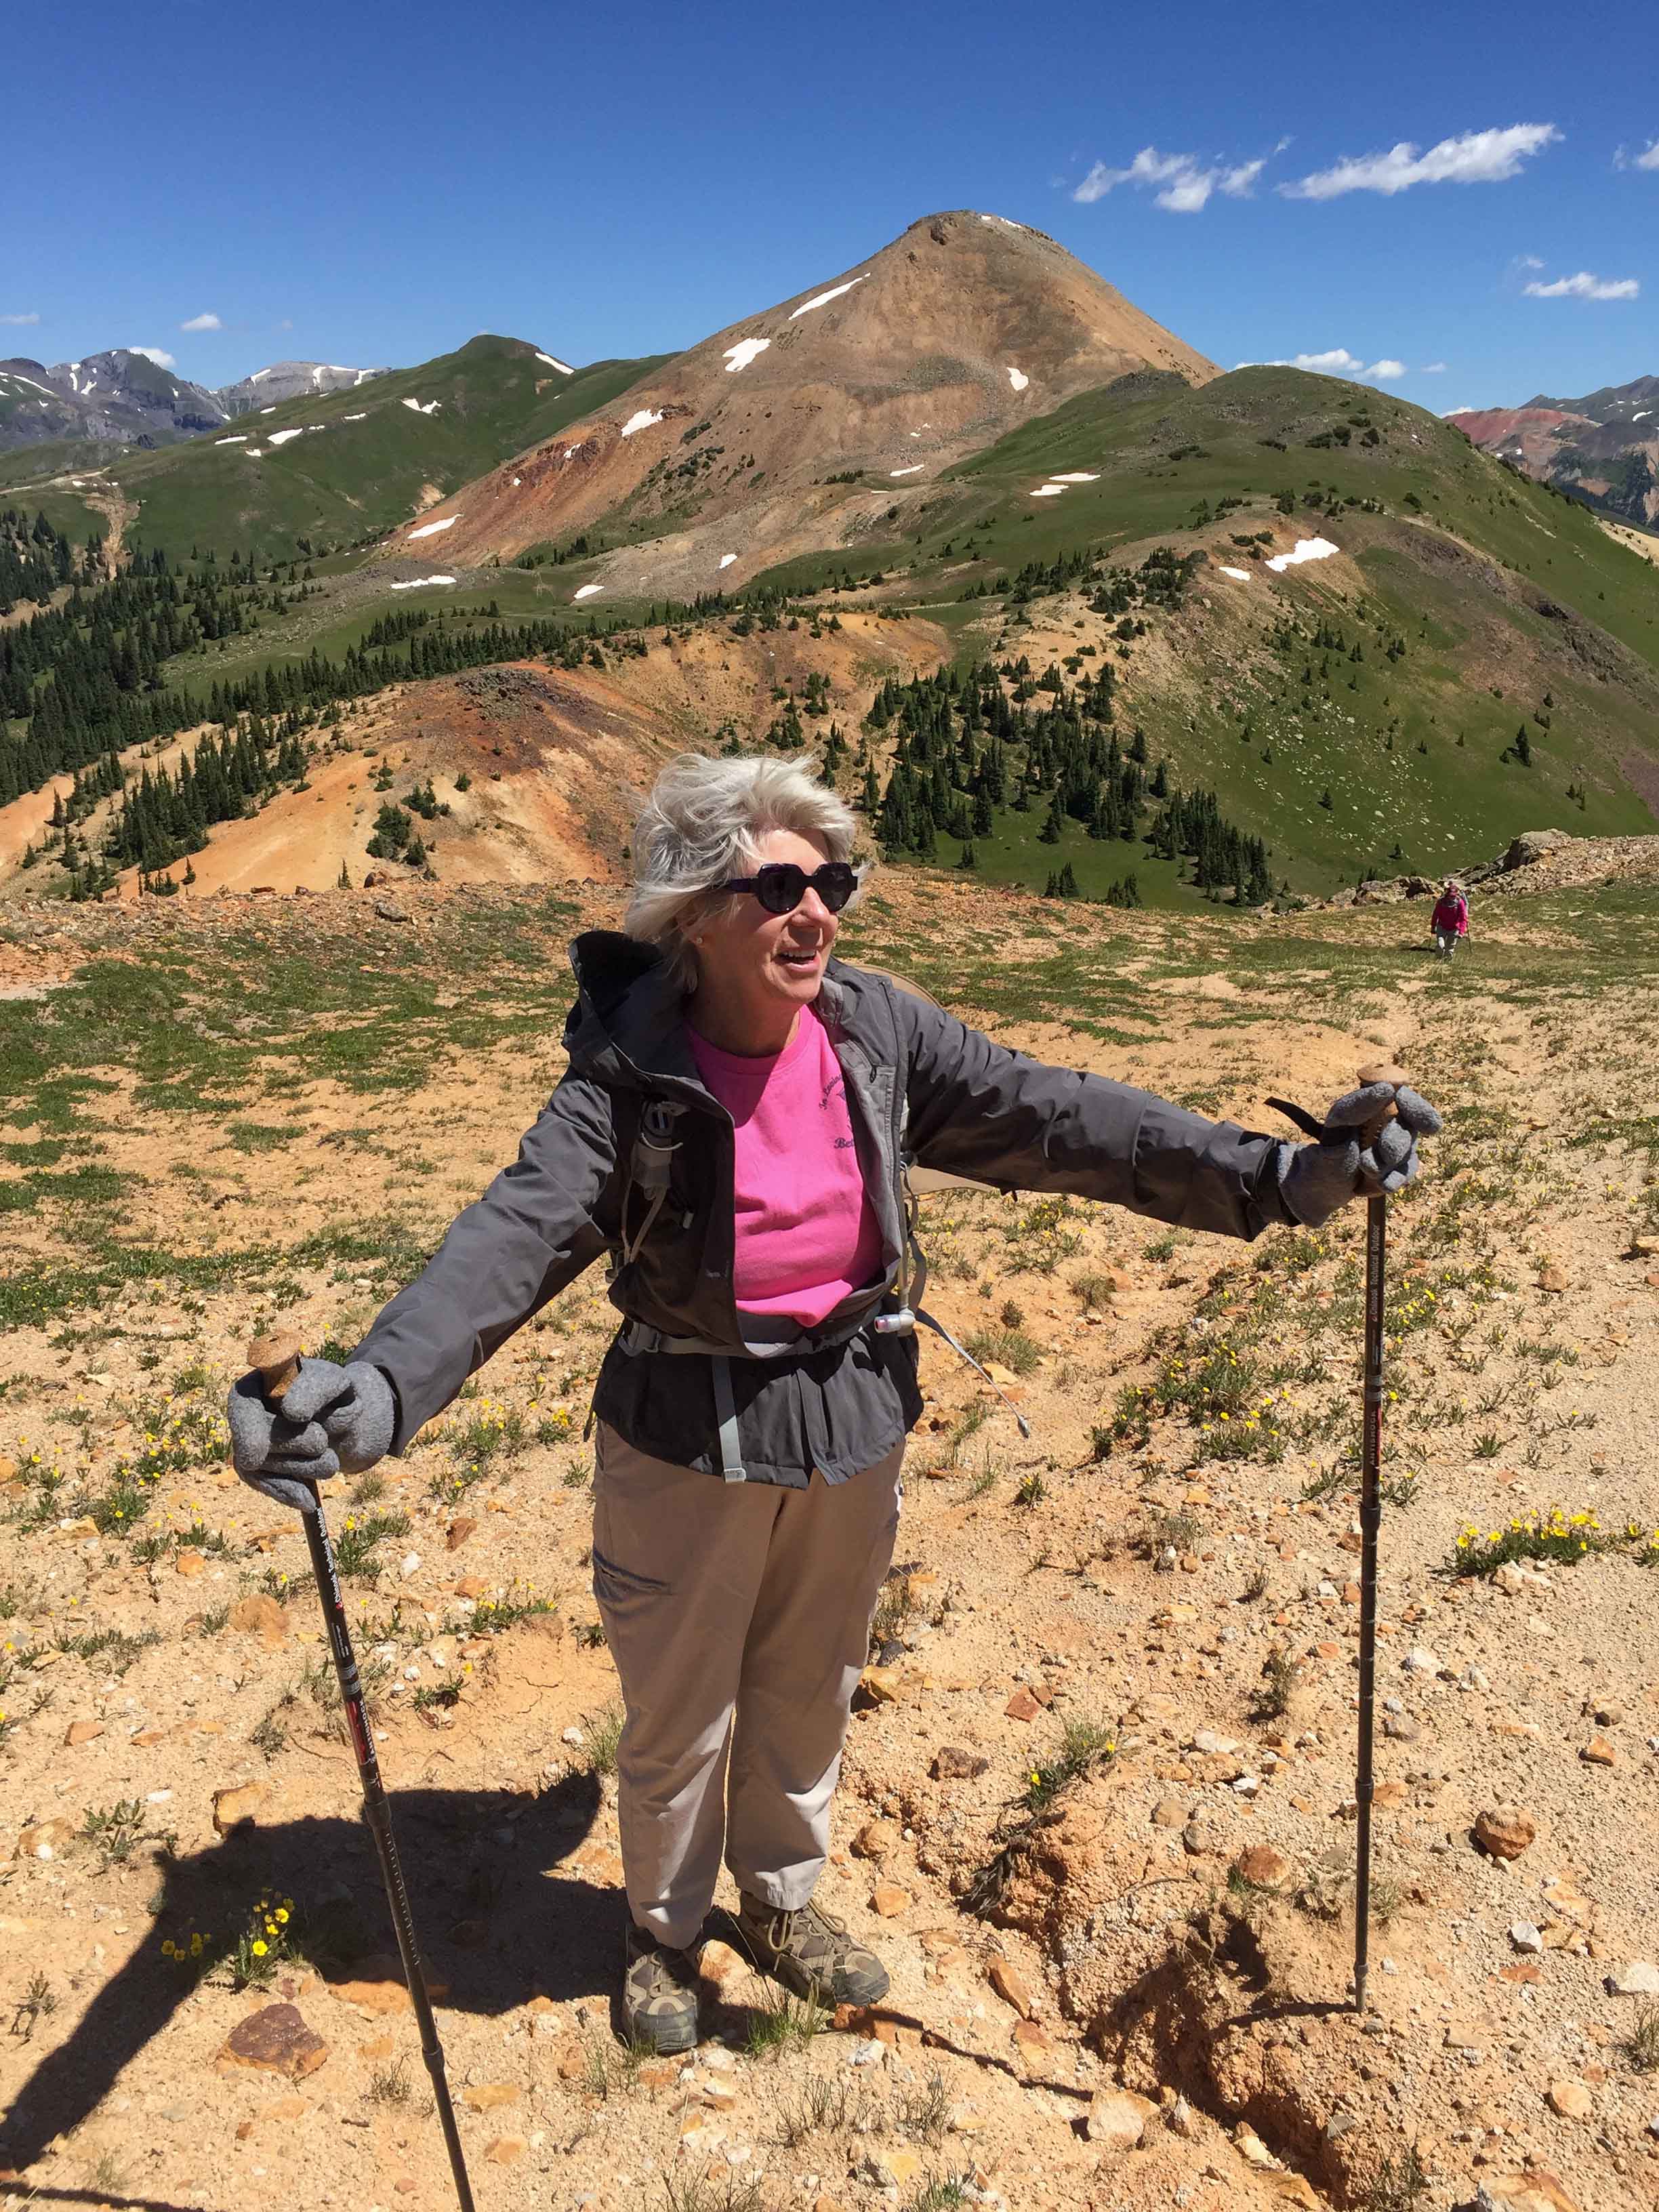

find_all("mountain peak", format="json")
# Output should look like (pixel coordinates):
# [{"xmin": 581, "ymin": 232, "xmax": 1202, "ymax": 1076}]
[{"xmin": 382, "ymin": 211, "xmax": 1215, "ymax": 583}]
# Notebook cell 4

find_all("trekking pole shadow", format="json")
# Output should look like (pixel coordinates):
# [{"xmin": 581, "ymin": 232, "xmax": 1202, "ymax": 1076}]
[{"xmin": 0, "ymin": 1776, "xmax": 608, "ymax": 2182}]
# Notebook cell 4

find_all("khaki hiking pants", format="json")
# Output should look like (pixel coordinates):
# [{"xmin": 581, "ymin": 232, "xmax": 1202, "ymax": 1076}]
[{"xmin": 590, "ymin": 1423, "xmax": 903, "ymax": 1951}]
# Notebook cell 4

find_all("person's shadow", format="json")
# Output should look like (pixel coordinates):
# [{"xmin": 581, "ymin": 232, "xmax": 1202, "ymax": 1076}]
[{"xmin": 1, "ymin": 1770, "xmax": 609, "ymax": 2188}]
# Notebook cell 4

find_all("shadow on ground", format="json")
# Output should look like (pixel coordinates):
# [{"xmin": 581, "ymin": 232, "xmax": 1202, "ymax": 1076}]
[{"xmin": 0, "ymin": 1771, "xmax": 605, "ymax": 2177}]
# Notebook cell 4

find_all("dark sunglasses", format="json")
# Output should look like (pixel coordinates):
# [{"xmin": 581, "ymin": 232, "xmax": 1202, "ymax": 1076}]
[{"xmin": 720, "ymin": 861, "xmax": 860, "ymax": 916}]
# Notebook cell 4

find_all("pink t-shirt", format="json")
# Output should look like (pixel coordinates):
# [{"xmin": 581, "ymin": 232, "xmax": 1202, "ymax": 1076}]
[{"xmin": 687, "ymin": 1002, "xmax": 884, "ymax": 1328}]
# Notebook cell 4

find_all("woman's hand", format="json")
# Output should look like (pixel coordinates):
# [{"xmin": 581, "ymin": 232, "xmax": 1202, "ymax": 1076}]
[
  {"xmin": 226, "ymin": 1358, "xmax": 396, "ymax": 1512},
  {"xmin": 1278, "ymin": 1080, "xmax": 1443, "ymax": 1229}
]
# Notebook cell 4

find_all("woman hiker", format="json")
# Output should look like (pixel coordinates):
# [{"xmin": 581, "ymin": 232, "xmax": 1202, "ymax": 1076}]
[
  {"xmin": 1431, "ymin": 877, "xmax": 1469, "ymax": 960},
  {"xmin": 229, "ymin": 752, "xmax": 1441, "ymax": 2055}
]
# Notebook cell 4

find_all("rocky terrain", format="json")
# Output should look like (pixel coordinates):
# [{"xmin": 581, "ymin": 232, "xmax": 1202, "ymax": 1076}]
[
  {"xmin": 1452, "ymin": 377, "xmax": 1659, "ymax": 532},
  {"xmin": 1, "ymin": 869, "xmax": 1657, "ymax": 2212}
]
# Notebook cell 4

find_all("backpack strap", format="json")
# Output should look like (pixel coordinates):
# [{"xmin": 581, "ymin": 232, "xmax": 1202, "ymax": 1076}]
[{"xmin": 619, "ymin": 1098, "xmax": 687, "ymax": 1266}]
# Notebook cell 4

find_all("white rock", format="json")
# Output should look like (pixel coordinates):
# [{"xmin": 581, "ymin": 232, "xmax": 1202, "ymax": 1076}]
[
  {"xmin": 561, "ymin": 1725, "xmax": 585, "ymax": 1747},
  {"xmin": 1192, "ymin": 1730, "xmax": 1238, "ymax": 1755},
  {"xmin": 1495, "ymin": 1560, "xmax": 1552, "ymax": 1595},
  {"xmin": 1609, "ymin": 1961, "xmax": 1659, "ymax": 1995},
  {"xmin": 1402, "ymin": 1647, "xmax": 1441, "ymax": 1674},
  {"xmin": 399, "ymin": 1551, "xmax": 422, "ymax": 1580},
  {"xmin": 1509, "ymin": 1922, "xmax": 1544, "ymax": 1954}
]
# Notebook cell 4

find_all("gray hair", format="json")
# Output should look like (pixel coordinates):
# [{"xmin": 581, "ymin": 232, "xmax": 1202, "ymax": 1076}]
[{"xmin": 626, "ymin": 752, "xmax": 865, "ymax": 989}]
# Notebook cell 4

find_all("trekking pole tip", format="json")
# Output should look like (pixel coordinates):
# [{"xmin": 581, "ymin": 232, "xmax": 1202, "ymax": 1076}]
[{"xmin": 246, "ymin": 1330, "xmax": 303, "ymax": 1402}]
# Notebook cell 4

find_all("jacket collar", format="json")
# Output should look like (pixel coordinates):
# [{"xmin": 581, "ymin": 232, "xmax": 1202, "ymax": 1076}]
[{"xmin": 565, "ymin": 930, "xmax": 888, "ymax": 1094}]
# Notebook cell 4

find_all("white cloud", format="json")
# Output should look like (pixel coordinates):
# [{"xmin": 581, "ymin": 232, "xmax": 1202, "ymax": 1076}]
[
  {"xmin": 1281, "ymin": 123, "xmax": 1559, "ymax": 200},
  {"xmin": 1421, "ymin": 361, "xmax": 1448, "ymax": 372},
  {"xmin": 0, "ymin": 310, "xmax": 40, "ymax": 326},
  {"xmin": 179, "ymin": 312, "xmax": 222, "ymax": 333},
  {"xmin": 1637, "ymin": 140, "xmax": 1659, "ymax": 171},
  {"xmin": 129, "ymin": 346, "xmax": 176, "ymax": 368},
  {"xmin": 1235, "ymin": 347, "xmax": 1412, "ymax": 382},
  {"xmin": 1523, "ymin": 270, "xmax": 1639, "ymax": 300},
  {"xmin": 1074, "ymin": 142, "xmax": 1279, "ymax": 211}
]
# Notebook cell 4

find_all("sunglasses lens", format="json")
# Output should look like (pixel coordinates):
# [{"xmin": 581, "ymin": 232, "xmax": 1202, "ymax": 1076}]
[
  {"xmin": 817, "ymin": 863, "xmax": 857, "ymax": 912},
  {"xmin": 755, "ymin": 865, "xmax": 807, "ymax": 914}
]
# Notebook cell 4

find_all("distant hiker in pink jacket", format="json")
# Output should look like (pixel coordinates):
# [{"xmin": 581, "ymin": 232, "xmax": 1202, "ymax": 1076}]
[{"xmin": 1431, "ymin": 879, "xmax": 1469, "ymax": 960}]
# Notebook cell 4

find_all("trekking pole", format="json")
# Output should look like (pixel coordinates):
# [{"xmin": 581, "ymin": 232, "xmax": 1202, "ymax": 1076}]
[
  {"xmin": 1348, "ymin": 1063, "xmax": 1406, "ymax": 2019},
  {"xmin": 245, "ymin": 1332, "xmax": 478, "ymax": 2212}
]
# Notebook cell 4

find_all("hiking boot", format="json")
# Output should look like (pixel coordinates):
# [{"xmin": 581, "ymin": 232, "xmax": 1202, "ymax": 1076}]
[
  {"xmin": 735, "ymin": 1892, "xmax": 890, "ymax": 2006},
  {"xmin": 621, "ymin": 1922, "xmax": 702, "ymax": 2054}
]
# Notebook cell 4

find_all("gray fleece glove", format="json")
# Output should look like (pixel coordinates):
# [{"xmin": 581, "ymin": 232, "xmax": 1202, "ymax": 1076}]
[
  {"xmin": 227, "ymin": 1357, "xmax": 397, "ymax": 1513},
  {"xmin": 1278, "ymin": 1080, "xmax": 1443, "ymax": 1230}
]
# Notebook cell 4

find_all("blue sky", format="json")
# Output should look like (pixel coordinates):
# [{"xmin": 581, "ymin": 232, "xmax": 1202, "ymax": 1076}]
[{"xmin": 7, "ymin": 0, "xmax": 1656, "ymax": 411}]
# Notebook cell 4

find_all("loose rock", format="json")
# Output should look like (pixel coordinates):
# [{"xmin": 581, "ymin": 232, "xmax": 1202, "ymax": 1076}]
[
  {"xmin": 1085, "ymin": 2088, "xmax": 1155, "ymax": 2150},
  {"xmin": 1233, "ymin": 1843, "xmax": 1293, "ymax": 1890},
  {"xmin": 851, "ymin": 1819, "xmax": 901, "ymax": 1860},
  {"xmin": 217, "ymin": 2003, "xmax": 329, "ymax": 2080},
  {"xmin": 1475, "ymin": 2175, "xmax": 1584, "ymax": 2212},
  {"xmin": 228, "ymin": 1593, "xmax": 288, "ymax": 1647},
  {"xmin": 461, "ymin": 2083, "xmax": 519, "ymax": 2112},
  {"xmin": 1474, "ymin": 1805, "xmax": 1536, "ymax": 1860},
  {"xmin": 987, "ymin": 1958, "xmax": 1038, "ymax": 2019},
  {"xmin": 211, "ymin": 1782, "xmax": 268, "ymax": 1836},
  {"xmin": 1547, "ymin": 2079, "xmax": 1593, "ymax": 2119}
]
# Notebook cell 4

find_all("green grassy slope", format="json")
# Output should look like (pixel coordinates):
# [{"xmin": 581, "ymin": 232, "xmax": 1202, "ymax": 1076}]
[
  {"xmin": 750, "ymin": 367, "xmax": 1659, "ymax": 896},
  {"xmin": 111, "ymin": 337, "xmax": 670, "ymax": 567}
]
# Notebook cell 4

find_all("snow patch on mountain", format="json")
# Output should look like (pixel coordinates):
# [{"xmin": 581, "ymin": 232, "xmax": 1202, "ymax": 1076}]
[
  {"xmin": 407, "ymin": 516, "xmax": 458, "ymax": 540},
  {"xmin": 789, "ymin": 276, "xmax": 866, "ymax": 320},
  {"xmin": 1265, "ymin": 536, "xmax": 1338, "ymax": 573},
  {"xmin": 620, "ymin": 409, "xmax": 665, "ymax": 438},
  {"xmin": 722, "ymin": 338, "xmax": 771, "ymax": 373}
]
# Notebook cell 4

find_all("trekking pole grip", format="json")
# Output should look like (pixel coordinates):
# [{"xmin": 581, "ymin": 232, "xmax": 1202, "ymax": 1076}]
[
  {"xmin": 247, "ymin": 1328, "xmax": 303, "ymax": 1404},
  {"xmin": 1354, "ymin": 1059, "xmax": 1408, "ymax": 1151}
]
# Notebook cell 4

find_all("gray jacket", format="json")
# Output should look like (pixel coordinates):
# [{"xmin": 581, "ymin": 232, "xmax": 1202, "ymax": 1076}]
[{"xmin": 350, "ymin": 929, "xmax": 1298, "ymax": 1487}]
